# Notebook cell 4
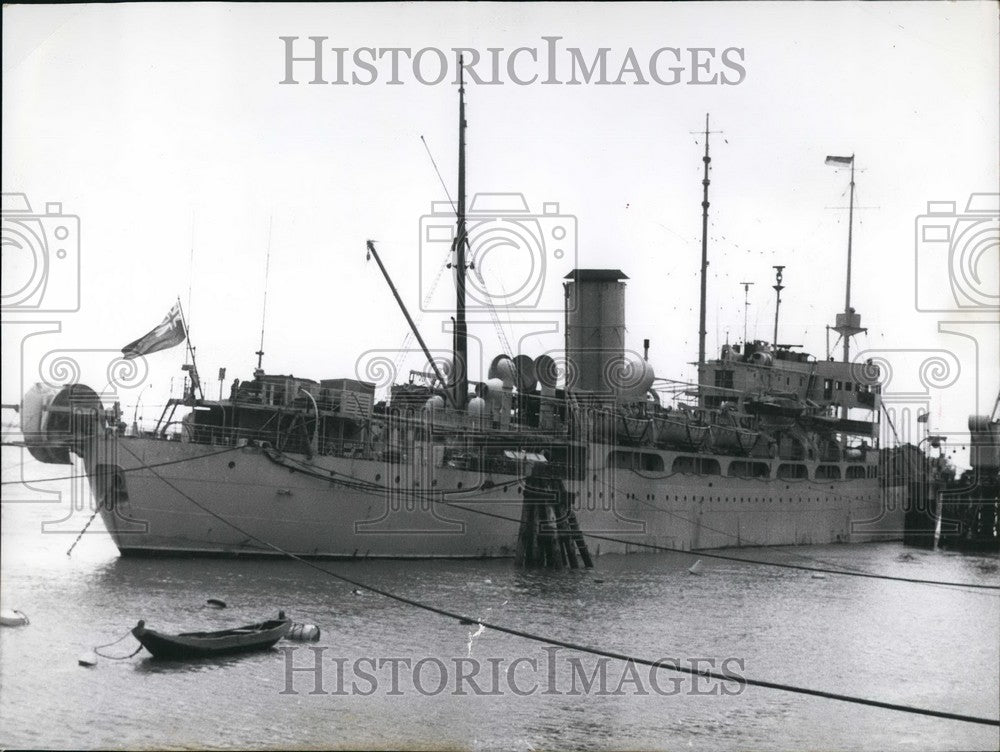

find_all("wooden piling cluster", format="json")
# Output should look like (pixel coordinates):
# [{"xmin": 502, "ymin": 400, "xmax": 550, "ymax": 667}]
[
  {"xmin": 515, "ymin": 468, "xmax": 593, "ymax": 569},
  {"xmin": 938, "ymin": 473, "xmax": 1000, "ymax": 553}
]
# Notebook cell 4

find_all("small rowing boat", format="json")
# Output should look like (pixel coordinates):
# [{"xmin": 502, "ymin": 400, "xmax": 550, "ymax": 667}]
[{"xmin": 132, "ymin": 611, "xmax": 291, "ymax": 659}]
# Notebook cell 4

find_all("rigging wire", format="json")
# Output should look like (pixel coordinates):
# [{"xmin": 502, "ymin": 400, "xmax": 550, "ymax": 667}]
[
  {"xmin": 420, "ymin": 134, "xmax": 515, "ymax": 360},
  {"xmin": 0, "ymin": 445, "xmax": 243, "ymax": 486},
  {"xmin": 256, "ymin": 216, "xmax": 274, "ymax": 370},
  {"xmin": 114, "ymin": 440, "xmax": 1000, "ymax": 728}
]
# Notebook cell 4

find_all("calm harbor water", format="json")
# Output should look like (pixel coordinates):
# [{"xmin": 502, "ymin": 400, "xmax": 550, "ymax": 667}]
[{"xmin": 1, "ymin": 448, "xmax": 998, "ymax": 751}]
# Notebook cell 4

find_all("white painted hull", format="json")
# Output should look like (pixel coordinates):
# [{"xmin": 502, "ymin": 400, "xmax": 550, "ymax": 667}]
[{"xmin": 89, "ymin": 437, "xmax": 903, "ymax": 558}]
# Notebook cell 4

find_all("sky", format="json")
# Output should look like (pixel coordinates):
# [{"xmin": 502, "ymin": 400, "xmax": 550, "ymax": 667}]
[{"xmin": 2, "ymin": 2, "xmax": 998, "ymax": 468}]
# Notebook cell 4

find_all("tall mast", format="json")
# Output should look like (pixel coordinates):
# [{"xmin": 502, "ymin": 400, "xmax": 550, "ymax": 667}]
[
  {"xmin": 256, "ymin": 216, "xmax": 273, "ymax": 373},
  {"xmin": 453, "ymin": 56, "xmax": 469, "ymax": 409},
  {"xmin": 739, "ymin": 280, "xmax": 754, "ymax": 346},
  {"xmin": 842, "ymin": 155, "xmax": 856, "ymax": 364},
  {"xmin": 771, "ymin": 265, "xmax": 785, "ymax": 346},
  {"xmin": 697, "ymin": 113, "xmax": 711, "ymax": 367}
]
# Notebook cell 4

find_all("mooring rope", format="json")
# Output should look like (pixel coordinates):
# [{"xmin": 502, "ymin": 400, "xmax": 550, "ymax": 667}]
[
  {"xmin": 66, "ymin": 507, "xmax": 101, "ymax": 557},
  {"xmin": 117, "ymin": 441, "xmax": 1000, "ymax": 728},
  {"xmin": 434, "ymin": 498, "xmax": 1000, "ymax": 592},
  {"xmin": 93, "ymin": 628, "xmax": 143, "ymax": 660}
]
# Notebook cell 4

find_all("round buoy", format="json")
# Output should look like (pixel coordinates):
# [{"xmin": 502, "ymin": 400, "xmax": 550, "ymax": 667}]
[
  {"xmin": 287, "ymin": 623, "xmax": 321, "ymax": 642},
  {"xmin": 0, "ymin": 609, "xmax": 29, "ymax": 627},
  {"xmin": 78, "ymin": 651, "xmax": 98, "ymax": 667},
  {"xmin": 206, "ymin": 598, "xmax": 227, "ymax": 609}
]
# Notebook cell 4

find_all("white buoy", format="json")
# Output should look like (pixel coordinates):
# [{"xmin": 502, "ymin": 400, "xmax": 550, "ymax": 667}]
[
  {"xmin": 352, "ymin": 588, "xmax": 363, "ymax": 596},
  {"xmin": 287, "ymin": 623, "xmax": 321, "ymax": 642},
  {"xmin": 688, "ymin": 559, "xmax": 704, "ymax": 576},
  {"xmin": 78, "ymin": 651, "xmax": 98, "ymax": 667},
  {"xmin": 811, "ymin": 573, "xmax": 827, "ymax": 580},
  {"xmin": 0, "ymin": 609, "xmax": 29, "ymax": 627}
]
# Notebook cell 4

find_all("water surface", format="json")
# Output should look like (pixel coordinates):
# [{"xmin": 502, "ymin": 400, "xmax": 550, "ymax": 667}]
[{"xmin": 2, "ymin": 449, "xmax": 997, "ymax": 750}]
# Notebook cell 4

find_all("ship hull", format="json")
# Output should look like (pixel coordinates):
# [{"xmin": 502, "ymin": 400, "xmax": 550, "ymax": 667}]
[{"xmin": 87, "ymin": 436, "xmax": 903, "ymax": 558}]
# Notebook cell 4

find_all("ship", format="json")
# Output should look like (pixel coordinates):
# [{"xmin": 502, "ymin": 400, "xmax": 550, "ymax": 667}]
[{"xmin": 18, "ymin": 70, "xmax": 904, "ymax": 559}]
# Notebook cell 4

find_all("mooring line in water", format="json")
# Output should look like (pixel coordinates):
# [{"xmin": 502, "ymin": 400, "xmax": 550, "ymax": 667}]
[
  {"xmin": 93, "ymin": 629, "xmax": 143, "ymax": 660},
  {"xmin": 66, "ymin": 506, "xmax": 101, "ymax": 557},
  {"xmin": 118, "ymin": 443, "xmax": 1000, "ymax": 728},
  {"xmin": 435, "ymin": 500, "xmax": 1000, "ymax": 592},
  {"xmin": 0, "ymin": 445, "xmax": 243, "ymax": 486}
]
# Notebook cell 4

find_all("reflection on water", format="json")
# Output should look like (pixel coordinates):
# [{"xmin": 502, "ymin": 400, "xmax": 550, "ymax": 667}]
[
  {"xmin": 133, "ymin": 652, "xmax": 276, "ymax": 675},
  {"xmin": 1, "ymin": 454, "xmax": 998, "ymax": 751}
]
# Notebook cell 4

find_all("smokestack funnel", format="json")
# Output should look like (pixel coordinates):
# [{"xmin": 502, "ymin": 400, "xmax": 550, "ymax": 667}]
[{"xmin": 564, "ymin": 269, "xmax": 628, "ymax": 394}]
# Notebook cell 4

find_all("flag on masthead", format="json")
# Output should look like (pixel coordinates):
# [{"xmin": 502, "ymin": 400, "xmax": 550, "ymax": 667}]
[
  {"xmin": 825, "ymin": 155, "xmax": 854, "ymax": 166},
  {"xmin": 121, "ymin": 302, "xmax": 187, "ymax": 359}
]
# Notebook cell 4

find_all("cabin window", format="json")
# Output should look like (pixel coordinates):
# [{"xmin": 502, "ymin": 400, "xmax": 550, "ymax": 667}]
[
  {"xmin": 672, "ymin": 456, "xmax": 721, "ymax": 475},
  {"xmin": 642, "ymin": 453, "xmax": 665, "ymax": 472},
  {"xmin": 816, "ymin": 464, "xmax": 842, "ymax": 480},
  {"xmin": 714, "ymin": 370, "xmax": 734, "ymax": 390},
  {"xmin": 846, "ymin": 466, "xmax": 867, "ymax": 480},
  {"xmin": 835, "ymin": 381, "xmax": 842, "ymax": 391},
  {"xmin": 777, "ymin": 463, "xmax": 809, "ymax": 480},
  {"xmin": 728, "ymin": 461, "xmax": 770, "ymax": 479},
  {"xmin": 608, "ymin": 450, "xmax": 664, "ymax": 472},
  {"xmin": 824, "ymin": 379, "xmax": 834, "ymax": 399}
]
